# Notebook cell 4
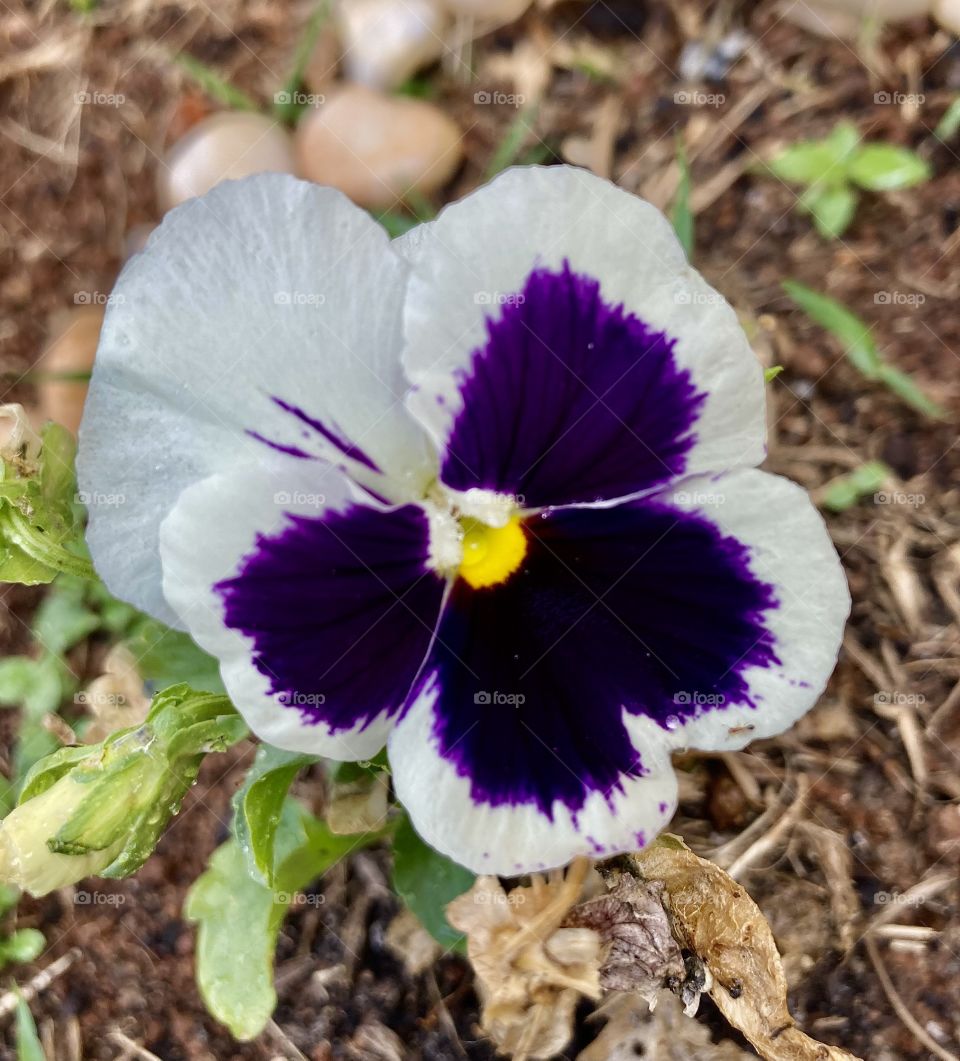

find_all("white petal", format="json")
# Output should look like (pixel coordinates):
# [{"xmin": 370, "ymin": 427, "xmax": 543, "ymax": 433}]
[
  {"xmin": 663, "ymin": 468, "xmax": 850, "ymax": 751},
  {"xmin": 159, "ymin": 458, "xmax": 445, "ymax": 759},
  {"xmin": 397, "ymin": 165, "xmax": 765, "ymax": 504},
  {"xmin": 390, "ymin": 702, "xmax": 677, "ymax": 875},
  {"xmin": 78, "ymin": 174, "xmax": 435, "ymax": 624}
]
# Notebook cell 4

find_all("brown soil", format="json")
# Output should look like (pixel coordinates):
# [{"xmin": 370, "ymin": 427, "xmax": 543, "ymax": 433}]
[{"xmin": 1, "ymin": 1, "xmax": 959, "ymax": 1058}]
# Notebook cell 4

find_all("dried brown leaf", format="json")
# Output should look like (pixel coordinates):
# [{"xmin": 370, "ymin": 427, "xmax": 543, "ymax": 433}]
[
  {"xmin": 564, "ymin": 877, "xmax": 684, "ymax": 1002},
  {"xmin": 627, "ymin": 836, "xmax": 862, "ymax": 1061},
  {"xmin": 446, "ymin": 859, "xmax": 600, "ymax": 1060}
]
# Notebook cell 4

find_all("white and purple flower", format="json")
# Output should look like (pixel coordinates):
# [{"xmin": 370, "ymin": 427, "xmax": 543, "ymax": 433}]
[{"xmin": 78, "ymin": 166, "xmax": 849, "ymax": 875}]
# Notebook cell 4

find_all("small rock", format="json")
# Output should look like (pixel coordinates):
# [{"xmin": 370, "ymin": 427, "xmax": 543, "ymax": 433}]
[
  {"xmin": 295, "ymin": 84, "xmax": 463, "ymax": 209},
  {"xmin": 157, "ymin": 111, "xmax": 296, "ymax": 212},
  {"xmin": 335, "ymin": 0, "xmax": 449, "ymax": 90},
  {"xmin": 38, "ymin": 306, "xmax": 104, "ymax": 436}
]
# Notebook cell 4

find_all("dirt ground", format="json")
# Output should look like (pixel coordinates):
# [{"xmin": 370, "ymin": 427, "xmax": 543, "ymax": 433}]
[{"xmin": 1, "ymin": 0, "xmax": 959, "ymax": 1058}]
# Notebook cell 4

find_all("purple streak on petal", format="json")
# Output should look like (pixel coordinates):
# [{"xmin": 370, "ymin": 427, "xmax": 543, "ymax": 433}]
[
  {"xmin": 216, "ymin": 503, "xmax": 443, "ymax": 734},
  {"xmin": 246, "ymin": 430, "xmax": 316, "ymax": 460},
  {"xmin": 272, "ymin": 397, "xmax": 381, "ymax": 472},
  {"xmin": 413, "ymin": 500, "xmax": 777, "ymax": 817},
  {"xmin": 440, "ymin": 261, "xmax": 706, "ymax": 508}
]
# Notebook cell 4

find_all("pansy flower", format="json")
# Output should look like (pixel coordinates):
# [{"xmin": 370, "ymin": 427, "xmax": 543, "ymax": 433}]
[{"xmin": 78, "ymin": 166, "xmax": 849, "ymax": 874}]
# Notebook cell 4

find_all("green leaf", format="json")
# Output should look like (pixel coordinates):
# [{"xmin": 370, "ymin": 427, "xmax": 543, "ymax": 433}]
[
  {"xmin": 671, "ymin": 136, "xmax": 694, "ymax": 259},
  {"xmin": 15, "ymin": 998, "xmax": 45, "ymax": 1061},
  {"xmin": 764, "ymin": 365, "xmax": 784, "ymax": 382},
  {"xmin": 767, "ymin": 123, "xmax": 860, "ymax": 188},
  {"xmin": 782, "ymin": 280, "xmax": 881, "ymax": 377},
  {"xmin": 875, "ymin": 363, "xmax": 948, "ymax": 420},
  {"xmin": 783, "ymin": 280, "xmax": 947, "ymax": 420},
  {"xmin": 801, "ymin": 183, "xmax": 858, "ymax": 239},
  {"xmin": 847, "ymin": 144, "xmax": 931, "ymax": 191},
  {"xmin": 0, "ymin": 424, "xmax": 93, "ymax": 586},
  {"xmin": 174, "ymin": 53, "xmax": 260, "ymax": 112},
  {"xmin": 186, "ymin": 801, "xmax": 370, "ymax": 1040},
  {"xmin": 934, "ymin": 96, "xmax": 960, "ymax": 142},
  {"xmin": 125, "ymin": 619, "xmax": 224, "ymax": 693},
  {"xmin": 232, "ymin": 745, "xmax": 315, "ymax": 886},
  {"xmin": 821, "ymin": 461, "xmax": 890, "ymax": 512},
  {"xmin": 31, "ymin": 582, "xmax": 100, "ymax": 657},
  {"xmin": 0, "ymin": 928, "xmax": 45, "ymax": 967},
  {"xmin": 273, "ymin": 0, "xmax": 333, "ymax": 124},
  {"xmin": 392, "ymin": 816, "xmax": 473, "ymax": 952}
]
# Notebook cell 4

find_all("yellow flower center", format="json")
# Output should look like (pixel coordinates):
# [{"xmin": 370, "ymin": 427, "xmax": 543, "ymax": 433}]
[{"xmin": 458, "ymin": 516, "xmax": 527, "ymax": 589}]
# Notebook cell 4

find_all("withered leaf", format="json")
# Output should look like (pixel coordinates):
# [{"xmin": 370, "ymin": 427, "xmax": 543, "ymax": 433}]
[
  {"xmin": 627, "ymin": 835, "xmax": 862, "ymax": 1061},
  {"xmin": 564, "ymin": 877, "xmax": 684, "ymax": 1001}
]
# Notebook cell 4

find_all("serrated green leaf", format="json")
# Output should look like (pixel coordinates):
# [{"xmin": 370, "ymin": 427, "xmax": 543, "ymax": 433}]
[
  {"xmin": 782, "ymin": 280, "xmax": 881, "ymax": 377},
  {"xmin": 821, "ymin": 461, "xmax": 890, "ymax": 512},
  {"xmin": 15, "ymin": 998, "xmax": 45, "ymax": 1061},
  {"xmin": 392, "ymin": 816, "xmax": 473, "ymax": 952},
  {"xmin": 802, "ymin": 183, "xmax": 858, "ymax": 239},
  {"xmin": 847, "ymin": 144, "xmax": 930, "ymax": 191},
  {"xmin": 232, "ymin": 745, "xmax": 315, "ymax": 886}
]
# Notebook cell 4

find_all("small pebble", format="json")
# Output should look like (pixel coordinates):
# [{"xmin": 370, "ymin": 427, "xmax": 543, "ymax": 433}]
[
  {"xmin": 39, "ymin": 306, "xmax": 104, "ymax": 435},
  {"xmin": 157, "ymin": 111, "xmax": 296, "ymax": 212},
  {"xmin": 336, "ymin": 0, "xmax": 449, "ymax": 90},
  {"xmin": 295, "ymin": 84, "xmax": 463, "ymax": 209}
]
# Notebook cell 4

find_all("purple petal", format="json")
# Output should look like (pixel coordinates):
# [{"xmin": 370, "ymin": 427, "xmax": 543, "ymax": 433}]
[
  {"xmin": 439, "ymin": 261, "xmax": 706, "ymax": 508},
  {"xmin": 216, "ymin": 503, "xmax": 445, "ymax": 735}
]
